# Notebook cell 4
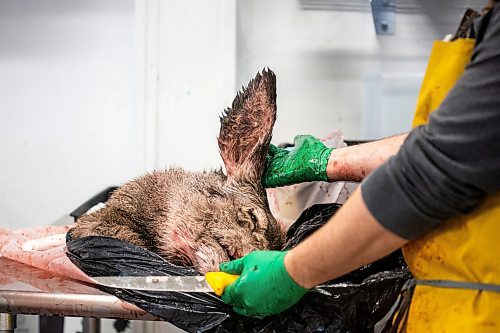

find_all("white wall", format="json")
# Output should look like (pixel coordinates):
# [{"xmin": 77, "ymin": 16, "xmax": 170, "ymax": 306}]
[
  {"xmin": 235, "ymin": 0, "xmax": 483, "ymax": 142},
  {"xmin": 0, "ymin": 0, "xmax": 138, "ymax": 228},
  {"xmin": 0, "ymin": 0, "xmax": 239, "ymax": 224},
  {"xmin": 153, "ymin": 0, "xmax": 237, "ymax": 172}
]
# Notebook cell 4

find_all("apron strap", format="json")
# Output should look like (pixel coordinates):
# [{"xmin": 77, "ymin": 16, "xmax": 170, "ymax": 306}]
[
  {"xmin": 416, "ymin": 279, "xmax": 500, "ymax": 292},
  {"xmin": 451, "ymin": 8, "xmax": 480, "ymax": 40},
  {"xmin": 374, "ymin": 279, "xmax": 415, "ymax": 333},
  {"xmin": 374, "ymin": 278, "xmax": 500, "ymax": 332}
]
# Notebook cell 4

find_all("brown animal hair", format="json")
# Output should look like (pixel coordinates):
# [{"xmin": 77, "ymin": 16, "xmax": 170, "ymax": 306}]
[
  {"xmin": 70, "ymin": 69, "xmax": 283, "ymax": 273},
  {"xmin": 218, "ymin": 68, "xmax": 276, "ymax": 183}
]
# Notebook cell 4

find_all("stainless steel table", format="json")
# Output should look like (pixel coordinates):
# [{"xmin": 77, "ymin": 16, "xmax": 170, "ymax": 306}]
[{"xmin": 0, "ymin": 257, "xmax": 159, "ymax": 332}]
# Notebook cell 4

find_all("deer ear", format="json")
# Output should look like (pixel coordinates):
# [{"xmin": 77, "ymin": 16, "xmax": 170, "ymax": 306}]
[{"xmin": 218, "ymin": 69, "xmax": 277, "ymax": 183}]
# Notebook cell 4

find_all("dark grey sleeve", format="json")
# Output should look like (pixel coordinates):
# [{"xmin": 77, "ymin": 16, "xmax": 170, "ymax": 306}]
[{"xmin": 361, "ymin": 6, "xmax": 500, "ymax": 240}]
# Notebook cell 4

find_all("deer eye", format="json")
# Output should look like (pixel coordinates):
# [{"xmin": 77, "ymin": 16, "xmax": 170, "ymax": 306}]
[{"xmin": 248, "ymin": 209, "xmax": 258, "ymax": 231}]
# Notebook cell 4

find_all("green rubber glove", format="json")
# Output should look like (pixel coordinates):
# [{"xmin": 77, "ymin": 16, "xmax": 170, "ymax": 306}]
[
  {"xmin": 263, "ymin": 135, "xmax": 333, "ymax": 188},
  {"xmin": 219, "ymin": 250, "xmax": 309, "ymax": 318}
]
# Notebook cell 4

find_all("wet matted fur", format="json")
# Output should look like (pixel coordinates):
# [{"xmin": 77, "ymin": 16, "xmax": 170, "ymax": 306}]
[{"xmin": 71, "ymin": 69, "xmax": 283, "ymax": 273}]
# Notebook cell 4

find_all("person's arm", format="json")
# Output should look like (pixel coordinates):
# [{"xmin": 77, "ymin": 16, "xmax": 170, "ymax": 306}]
[
  {"xmin": 362, "ymin": 4, "xmax": 500, "ymax": 240},
  {"xmin": 285, "ymin": 186, "xmax": 406, "ymax": 288},
  {"xmin": 219, "ymin": 187, "xmax": 406, "ymax": 317},
  {"xmin": 221, "ymin": 4, "xmax": 500, "ymax": 319},
  {"xmin": 263, "ymin": 133, "xmax": 407, "ymax": 188},
  {"xmin": 286, "ymin": 133, "xmax": 412, "ymax": 286},
  {"xmin": 326, "ymin": 134, "xmax": 407, "ymax": 182}
]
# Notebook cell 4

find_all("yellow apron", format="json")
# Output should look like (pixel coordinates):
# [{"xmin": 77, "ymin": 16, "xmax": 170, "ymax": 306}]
[{"xmin": 401, "ymin": 38, "xmax": 500, "ymax": 331}]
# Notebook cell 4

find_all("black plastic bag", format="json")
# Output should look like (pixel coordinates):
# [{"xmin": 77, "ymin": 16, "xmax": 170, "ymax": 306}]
[{"xmin": 67, "ymin": 204, "xmax": 411, "ymax": 333}]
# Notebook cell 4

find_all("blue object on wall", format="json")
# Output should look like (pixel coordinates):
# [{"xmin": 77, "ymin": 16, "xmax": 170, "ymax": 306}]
[{"xmin": 371, "ymin": 0, "xmax": 396, "ymax": 35}]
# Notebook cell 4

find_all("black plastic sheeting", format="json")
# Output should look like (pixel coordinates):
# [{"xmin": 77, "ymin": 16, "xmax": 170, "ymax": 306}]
[{"xmin": 66, "ymin": 204, "xmax": 411, "ymax": 333}]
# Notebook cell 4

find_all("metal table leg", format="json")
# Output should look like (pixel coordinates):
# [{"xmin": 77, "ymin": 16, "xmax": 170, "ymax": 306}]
[
  {"xmin": 39, "ymin": 316, "xmax": 64, "ymax": 333},
  {"xmin": 0, "ymin": 313, "xmax": 15, "ymax": 333},
  {"xmin": 82, "ymin": 318, "xmax": 100, "ymax": 333}
]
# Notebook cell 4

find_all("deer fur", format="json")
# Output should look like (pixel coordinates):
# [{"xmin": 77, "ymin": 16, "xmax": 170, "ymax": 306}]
[{"xmin": 70, "ymin": 69, "xmax": 283, "ymax": 273}]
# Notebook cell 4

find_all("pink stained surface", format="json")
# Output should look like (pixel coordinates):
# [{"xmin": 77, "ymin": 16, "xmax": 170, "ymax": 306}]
[{"xmin": 0, "ymin": 225, "xmax": 95, "ymax": 284}]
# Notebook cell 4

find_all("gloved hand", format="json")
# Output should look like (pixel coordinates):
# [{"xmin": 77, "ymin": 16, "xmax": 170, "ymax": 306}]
[
  {"xmin": 219, "ymin": 250, "xmax": 309, "ymax": 318},
  {"xmin": 263, "ymin": 135, "xmax": 333, "ymax": 188}
]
